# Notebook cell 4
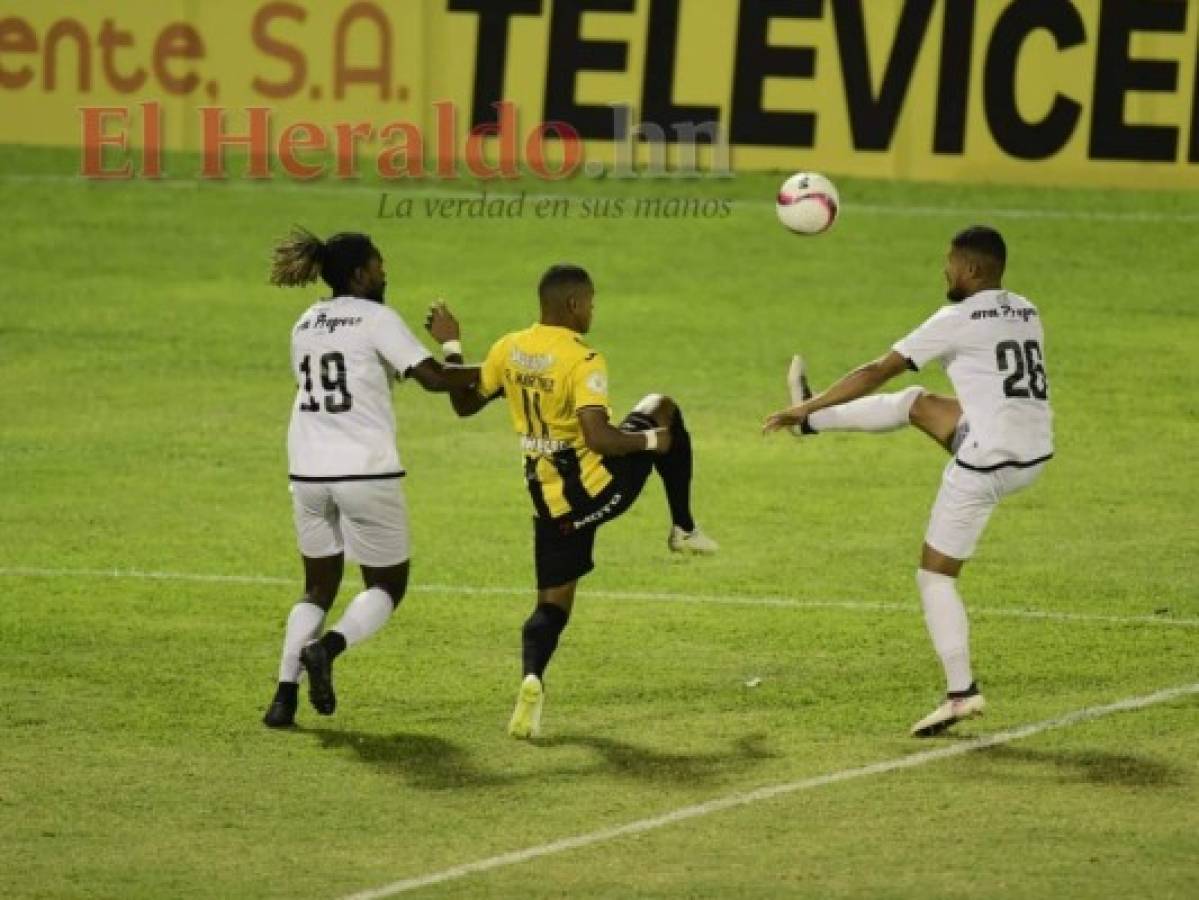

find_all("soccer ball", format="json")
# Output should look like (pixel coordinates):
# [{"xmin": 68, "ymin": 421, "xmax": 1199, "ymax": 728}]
[{"xmin": 776, "ymin": 172, "xmax": 840, "ymax": 235}]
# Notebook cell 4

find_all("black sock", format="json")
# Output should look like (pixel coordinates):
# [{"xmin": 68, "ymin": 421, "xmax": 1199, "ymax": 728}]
[
  {"xmin": 521, "ymin": 604, "xmax": 570, "ymax": 680},
  {"xmin": 273, "ymin": 682, "xmax": 299, "ymax": 705},
  {"xmin": 654, "ymin": 409, "xmax": 696, "ymax": 532},
  {"xmin": 319, "ymin": 630, "xmax": 348, "ymax": 661},
  {"xmin": 947, "ymin": 682, "xmax": 979, "ymax": 699}
]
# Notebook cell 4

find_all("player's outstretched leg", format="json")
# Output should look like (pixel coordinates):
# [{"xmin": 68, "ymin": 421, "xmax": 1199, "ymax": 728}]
[
  {"xmin": 624, "ymin": 394, "xmax": 718, "ymax": 554},
  {"xmin": 785, "ymin": 355, "xmax": 926, "ymax": 437},
  {"xmin": 300, "ymin": 562, "xmax": 409, "ymax": 716},
  {"xmin": 509, "ymin": 583, "xmax": 574, "ymax": 739},
  {"xmin": 264, "ymin": 554, "xmax": 342, "ymax": 728}
]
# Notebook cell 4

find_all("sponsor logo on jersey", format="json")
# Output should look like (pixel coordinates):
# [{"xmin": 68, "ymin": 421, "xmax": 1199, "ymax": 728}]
[
  {"xmin": 298, "ymin": 313, "xmax": 364, "ymax": 333},
  {"xmin": 971, "ymin": 307, "xmax": 1038, "ymax": 322},
  {"xmin": 509, "ymin": 347, "xmax": 555, "ymax": 372},
  {"xmin": 521, "ymin": 435, "xmax": 569, "ymax": 455},
  {"xmin": 570, "ymin": 492, "xmax": 623, "ymax": 531}
]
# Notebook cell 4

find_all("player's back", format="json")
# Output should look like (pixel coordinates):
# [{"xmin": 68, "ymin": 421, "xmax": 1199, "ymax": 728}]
[
  {"xmin": 480, "ymin": 324, "xmax": 613, "ymax": 518},
  {"xmin": 288, "ymin": 296, "xmax": 429, "ymax": 480},
  {"xmin": 943, "ymin": 289, "xmax": 1054, "ymax": 470}
]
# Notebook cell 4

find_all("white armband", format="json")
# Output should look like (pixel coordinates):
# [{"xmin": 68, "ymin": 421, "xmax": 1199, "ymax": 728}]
[
  {"xmin": 644, "ymin": 429, "xmax": 659, "ymax": 451},
  {"xmin": 441, "ymin": 340, "xmax": 463, "ymax": 357}
]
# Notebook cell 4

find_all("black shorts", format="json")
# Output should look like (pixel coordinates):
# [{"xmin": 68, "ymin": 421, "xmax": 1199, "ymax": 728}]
[{"xmin": 532, "ymin": 413, "xmax": 657, "ymax": 590}]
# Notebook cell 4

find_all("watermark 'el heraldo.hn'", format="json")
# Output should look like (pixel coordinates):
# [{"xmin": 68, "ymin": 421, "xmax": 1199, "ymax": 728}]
[{"xmin": 79, "ymin": 100, "xmax": 731, "ymax": 181}]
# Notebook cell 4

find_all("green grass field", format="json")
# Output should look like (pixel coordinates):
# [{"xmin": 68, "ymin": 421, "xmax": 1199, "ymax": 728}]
[{"xmin": 1, "ymin": 144, "xmax": 1197, "ymax": 899}]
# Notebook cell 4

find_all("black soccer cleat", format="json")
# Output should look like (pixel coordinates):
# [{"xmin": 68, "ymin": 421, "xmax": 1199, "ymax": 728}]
[
  {"xmin": 262, "ymin": 699, "xmax": 297, "ymax": 728},
  {"xmin": 300, "ymin": 641, "xmax": 337, "ymax": 715}
]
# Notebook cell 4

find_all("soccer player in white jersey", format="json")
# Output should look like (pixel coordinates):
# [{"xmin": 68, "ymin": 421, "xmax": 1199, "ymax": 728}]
[
  {"xmin": 262, "ymin": 228, "xmax": 480, "ymax": 728},
  {"xmin": 763, "ymin": 226, "xmax": 1053, "ymax": 736}
]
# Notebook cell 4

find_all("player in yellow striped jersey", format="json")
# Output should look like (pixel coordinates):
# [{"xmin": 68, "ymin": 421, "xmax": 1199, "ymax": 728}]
[{"xmin": 427, "ymin": 264, "xmax": 717, "ymax": 738}]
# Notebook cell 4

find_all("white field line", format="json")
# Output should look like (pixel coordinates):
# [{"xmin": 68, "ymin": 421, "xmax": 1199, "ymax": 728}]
[
  {"xmin": 1, "ymin": 171, "xmax": 1197, "ymax": 224},
  {"xmin": 340, "ymin": 680, "xmax": 1199, "ymax": 899},
  {"xmin": 0, "ymin": 566, "xmax": 1195, "ymax": 629}
]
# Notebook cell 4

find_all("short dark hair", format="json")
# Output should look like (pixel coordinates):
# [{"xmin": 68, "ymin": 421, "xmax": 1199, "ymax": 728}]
[
  {"xmin": 538, "ymin": 263, "xmax": 592, "ymax": 304},
  {"xmin": 270, "ymin": 227, "xmax": 378, "ymax": 295},
  {"xmin": 951, "ymin": 226, "xmax": 1006, "ymax": 271}
]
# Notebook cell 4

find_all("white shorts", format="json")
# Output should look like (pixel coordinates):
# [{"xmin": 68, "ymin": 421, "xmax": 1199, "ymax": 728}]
[
  {"xmin": 290, "ymin": 478, "xmax": 411, "ymax": 567},
  {"xmin": 924, "ymin": 460, "xmax": 1045, "ymax": 560}
]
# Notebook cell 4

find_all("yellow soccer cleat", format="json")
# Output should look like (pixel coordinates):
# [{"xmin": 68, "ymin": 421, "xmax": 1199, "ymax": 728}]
[{"xmin": 507, "ymin": 674, "xmax": 545, "ymax": 739}]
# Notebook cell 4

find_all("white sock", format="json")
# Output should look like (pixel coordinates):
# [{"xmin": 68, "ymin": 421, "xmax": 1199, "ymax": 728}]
[
  {"xmin": 278, "ymin": 601, "xmax": 326, "ymax": 683},
  {"xmin": 331, "ymin": 587, "xmax": 395, "ymax": 649},
  {"xmin": 808, "ymin": 386, "xmax": 923, "ymax": 433},
  {"xmin": 916, "ymin": 569, "xmax": 973, "ymax": 693}
]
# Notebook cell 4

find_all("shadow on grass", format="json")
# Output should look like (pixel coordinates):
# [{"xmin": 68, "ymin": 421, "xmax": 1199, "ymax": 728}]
[
  {"xmin": 300, "ymin": 728, "xmax": 775, "ymax": 790},
  {"xmin": 975, "ymin": 746, "xmax": 1186, "ymax": 788},
  {"xmin": 533, "ymin": 732, "xmax": 776, "ymax": 784},
  {"xmin": 302, "ymin": 728, "xmax": 519, "ymax": 790}
]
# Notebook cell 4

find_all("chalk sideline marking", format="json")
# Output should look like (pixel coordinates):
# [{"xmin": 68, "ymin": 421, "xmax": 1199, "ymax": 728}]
[
  {"xmin": 0, "ymin": 566, "xmax": 1195, "ymax": 629},
  {"xmin": 339, "ymin": 681, "xmax": 1199, "ymax": 898}
]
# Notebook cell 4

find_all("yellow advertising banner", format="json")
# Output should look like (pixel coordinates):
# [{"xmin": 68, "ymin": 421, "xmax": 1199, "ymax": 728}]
[{"xmin": 2, "ymin": 0, "xmax": 1196, "ymax": 188}]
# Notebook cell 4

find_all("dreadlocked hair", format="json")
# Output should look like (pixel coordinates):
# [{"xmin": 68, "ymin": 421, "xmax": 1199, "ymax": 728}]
[{"xmin": 270, "ymin": 227, "xmax": 326, "ymax": 288}]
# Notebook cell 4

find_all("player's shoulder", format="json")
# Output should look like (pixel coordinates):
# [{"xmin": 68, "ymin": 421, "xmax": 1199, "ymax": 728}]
[
  {"xmin": 556, "ymin": 333, "xmax": 604, "ymax": 375},
  {"xmin": 918, "ymin": 302, "xmax": 965, "ymax": 328}
]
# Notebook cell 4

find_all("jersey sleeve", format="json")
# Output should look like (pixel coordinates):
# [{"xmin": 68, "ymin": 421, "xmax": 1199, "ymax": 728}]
[
  {"xmin": 477, "ymin": 336, "xmax": 508, "ymax": 399},
  {"xmin": 571, "ymin": 351, "xmax": 610, "ymax": 411},
  {"xmin": 893, "ymin": 306, "xmax": 961, "ymax": 371},
  {"xmin": 374, "ymin": 307, "xmax": 432, "ymax": 378}
]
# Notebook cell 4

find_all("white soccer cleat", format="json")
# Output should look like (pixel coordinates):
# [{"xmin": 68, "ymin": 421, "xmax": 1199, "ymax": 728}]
[
  {"xmin": 507, "ymin": 674, "xmax": 544, "ymax": 739},
  {"xmin": 786, "ymin": 355, "xmax": 813, "ymax": 436},
  {"xmin": 668, "ymin": 525, "xmax": 719, "ymax": 554},
  {"xmin": 910, "ymin": 692, "xmax": 987, "ymax": 737},
  {"xmin": 787, "ymin": 354, "xmax": 812, "ymax": 405}
]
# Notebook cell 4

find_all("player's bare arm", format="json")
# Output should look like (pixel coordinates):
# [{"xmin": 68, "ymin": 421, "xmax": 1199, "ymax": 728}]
[
  {"xmin": 406, "ymin": 358, "xmax": 480, "ymax": 394},
  {"xmin": 423, "ymin": 300, "xmax": 495, "ymax": 417},
  {"xmin": 763, "ymin": 350, "xmax": 909, "ymax": 434},
  {"xmin": 578, "ymin": 406, "xmax": 671, "ymax": 456}
]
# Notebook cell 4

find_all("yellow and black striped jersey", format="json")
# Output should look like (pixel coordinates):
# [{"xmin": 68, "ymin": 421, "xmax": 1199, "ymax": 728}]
[{"xmin": 478, "ymin": 324, "xmax": 612, "ymax": 519}]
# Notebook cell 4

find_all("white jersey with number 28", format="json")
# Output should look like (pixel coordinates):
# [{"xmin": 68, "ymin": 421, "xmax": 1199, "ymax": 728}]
[
  {"xmin": 287, "ymin": 296, "xmax": 431, "ymax": 480},
  {"xmin": 893, "ymin": 289, "xmax": 1054, "ymax": 471}
]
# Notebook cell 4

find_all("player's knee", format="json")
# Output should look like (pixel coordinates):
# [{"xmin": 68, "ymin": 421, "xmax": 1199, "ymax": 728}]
[
  {"xmin": 303, "ymin": 588, "xmax": 337, "ymax": 611},
  {"xmin": 899, "ymin": 386, "xmax": 928, "ymax": 423},
  {"xmin": 362, "ymin": 563, "xmax": 409, "ymax": 606},
  {"xmin": 632, "ymin": 393, "xmax": 678, "ymax": 428}
]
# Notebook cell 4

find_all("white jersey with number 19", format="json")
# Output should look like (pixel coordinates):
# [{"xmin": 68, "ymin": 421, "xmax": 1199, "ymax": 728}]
[
  {"xmin": 893, "ymin": 288, "xmax": 1054, "ymax": 472},
  {"xmin": 287, "ymin": 296, "xmax": 431, "ymax": 480}
]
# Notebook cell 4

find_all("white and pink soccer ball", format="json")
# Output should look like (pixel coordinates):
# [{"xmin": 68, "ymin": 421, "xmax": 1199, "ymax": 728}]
[{"xmin": 776, "ymin": 172, "xmax": 840, "ymax": 235}]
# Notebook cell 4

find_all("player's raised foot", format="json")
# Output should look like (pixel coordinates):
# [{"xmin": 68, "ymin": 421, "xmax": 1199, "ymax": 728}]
[
  {"xmin": 299, "ymin": 641, "xmax": 337, "ymax": 716},
  {"xmin": 910, "ymin": 691, "xmax": 986, "ymax": 737},
  {"xmin": 262, "ymin": 699, "xmax": 297, "ymax": 728},
  {"xmin": 668, "ymin": 524, "xmax": 719, "ymax": 554},
  {"xmin": 507, "ymin": 674, "xmax": 544, "ymax": 739},
  {"xmin": 786, "ymin": 355, "xmax": 814, "ymax": 437},
  {"xmin": 787, "ymin": 354, "xmax": 814, "ymax": 405}
]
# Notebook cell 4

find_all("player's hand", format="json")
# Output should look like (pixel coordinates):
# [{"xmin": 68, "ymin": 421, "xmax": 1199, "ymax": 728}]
[
  {"xmin": 762, "ymin": 406, "xmax": 805, "ymax": 435},
  {"xmin": 425, "ymin": 300, "xmax": 461, "ymax": 343}
]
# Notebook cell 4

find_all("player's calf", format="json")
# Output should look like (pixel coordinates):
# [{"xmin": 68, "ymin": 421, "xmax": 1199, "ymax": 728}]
[{"xmin": 627, "ymin": 396, "xmax": 719, "ymax": 554}]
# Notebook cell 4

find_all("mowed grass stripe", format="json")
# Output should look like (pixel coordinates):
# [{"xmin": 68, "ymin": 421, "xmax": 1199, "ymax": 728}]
[
  {"xmin": 1, "ymin": 566, "xmax": 1195, "ymax": 629},
  {"xmin": 340, "ymin": 681, "xmax": 1199, "ymax": 899}
]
